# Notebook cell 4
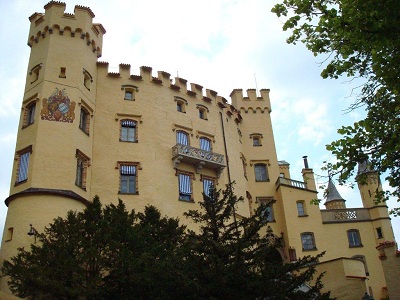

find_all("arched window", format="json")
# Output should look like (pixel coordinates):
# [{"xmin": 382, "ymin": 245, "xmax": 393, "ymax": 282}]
[
  {"xmin": 176, "ymin": 130, "xmax": 189, "ymax": 146},
  {"xmin": 199, "ymin": 137, "xmax": 211, "ymax": 151},
  {"xmin": 120, "ymin": 119, "xmax": 137, "ymax": 142},
  {"xmin": 347, "ymin": 229, "xmax": 362, "ymax": 247}
]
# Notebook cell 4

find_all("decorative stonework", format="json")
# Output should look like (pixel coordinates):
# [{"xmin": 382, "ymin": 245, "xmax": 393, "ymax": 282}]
[{"xmin": 41, "ymin": 88, "xmax": 75, "ymax": 122}]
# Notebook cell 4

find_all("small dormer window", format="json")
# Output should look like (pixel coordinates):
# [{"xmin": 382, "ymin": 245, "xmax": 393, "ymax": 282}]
[
  {"xmin": 83, "ymin": 69, "xmax": 93, "ymax": 90},
  {"xmin": 197, "ymin": 104, "xmax": 209, "ymax": 120},
  {"xmin": 30, "ymin": 64, "xmax": 42, "ymax": 84},
  {"xmin": 250, "ymin": 133, "xmax": 263, "ymax": 146},
  {"xmin": 175, "ymin": 97, "xmax": 187, "ymax": 113},
  {"xmin": 121, "ymin": 85, "xmax": 138, "ymax": 101}
]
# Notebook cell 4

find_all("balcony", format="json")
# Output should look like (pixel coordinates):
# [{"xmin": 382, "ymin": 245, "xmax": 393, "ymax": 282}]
[
  {"xmin": 275, "ymin": 177, "xmax": 307, "ymax": 190},
  {"xmin": 321, "ymin": 208, "xmax": 371, "ymax": 223},
  {"xmin": 172, "ymin": 144, "xmax": 225, "ymax": 177}
]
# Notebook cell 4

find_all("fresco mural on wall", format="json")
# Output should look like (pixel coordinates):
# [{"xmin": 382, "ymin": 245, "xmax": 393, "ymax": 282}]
[{"xmin": 41, "ymin": 88, "xmax": 75, "ymax": 122}]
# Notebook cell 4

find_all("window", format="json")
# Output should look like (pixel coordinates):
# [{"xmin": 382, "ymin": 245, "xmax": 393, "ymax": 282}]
[
  {"xmin": 254, "ymin": 163, "xmax": 268, "ymax": 181},
  {"xmin": 125, "ymin": 91, "xmax": 133, "ymax": 100},
  {"xmin": 199, "ymin": 137, "xmax": 211, "ymax": 151},
  {"xmin": 15, "ymin": 146, "xmax": 32, "ymax": 184},
  {"xmin": 289, "ymin": 248, "xmax": 297, "ymax": 262},
  {"xmin": 120, "ymin": 119, "xmax": 137, "ymax": 142},
  {"xmin": 347, "ymin": 229, "xmax": 362, "ymax": 247},
  {"xmin": 23, "ymin": 101, "xmax": 36, "ymax": 127},
  {"xmin": 376, "ymin": 227, "xmax": 383, "ymax": 239},
  {"xmin": 253, "ymin": 137, "xmax": 261, "ymax": 146},
  {"xmin": 178, "ymin": 172, "xmax": 193, "ymax": 201},
  {"xmin": 5, "ymin": 227, "xmax": 13, "ymax": 242},
  {"xmin": 121, "ymin": 85, "xmax": 138, "ymax": 101},
  {"xmin": 250, "ymin": 133, "xmax": 263, "ymax": 146},
  {"xmin": 301, "ymin": 232, "xmax": 316, "ymax": 250},
  {"xmin": 202, "ymin": 176, "xmax": 215, "ymax": 198},
  {"xmin": 75, "ymin": 150, "xmax": 90, "ymax": 190},
  {"xmin": 59, "ymin": 67, "xmax": 66, "ymax": 78},
  {"xmin": 263, "ymin": 205, "xmax": 274, "ymax": 222},
  {"xmin": 296, "ymin": 201, "xmax": 307, "ymax": 216},
  {"xmin": 83, "ymin": 69, "xmax": 93, "ymax": 90},
  {"xmin": 176, "ymin": 130, "xmax": 189, "ymax": 145},
  {"xmin": 79, "ymin": 107, "xmax": 90, "ymax": 134},
  {"xmin": 119, "ymin": 163, "xmax": 138, "ymax": 194},
  {"xmin": 257, "ymin": 197, "xmax": 275, "ymax": 222},
  {"xmin": 197, "ymin": 104, "xmax": 208, "ymax": 120},
  {"xmin": 30, "ymin": 63, "xmax": 42, "ymax": 83},
  {"xmin": 175, "ymin": 97, "xmax": 187, "ymax": 113}
]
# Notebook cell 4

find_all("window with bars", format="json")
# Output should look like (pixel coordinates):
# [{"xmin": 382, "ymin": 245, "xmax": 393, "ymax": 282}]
[
  {"xmin": 75, "ymin": 150, "xmax": 90, "ymax": 190},
  {"xmin": 176, "ymin": 131, "xmax": 189, "ymax": 145},
  {"xmin": 301, "ymin": 232, "xmax": 316, "ymax": 250},
  {"xmin": 119, "ymin": 164, "xmax": 137, "ymax": 194},
  {"xmin": 347, "ymin": 229, "xmax": 362, "ymax": 247},
  {"xmin": 79, "ymin": 107, "xmax": 90, "ymax": 134},
  {"xmin": 178, "ymin": 172, "xmax": 192, "ymax": 201},
  {"xmin": 15, "ymin": 146, "xmax": 32, "ymax": 184},
  {"xmin": 199, "ymin": 137, "xmax": 211, "ymax": 151},
  {"xmin": 254, "ymin": 163, "xmax": 268, "ymax": 181},
  {"xmin": 23, "ymin": 101, "xmax": 36, "ymax": 128},
  {"xmin": 120, "ymin": 119, "xmax": 137, "ymax": 142}
]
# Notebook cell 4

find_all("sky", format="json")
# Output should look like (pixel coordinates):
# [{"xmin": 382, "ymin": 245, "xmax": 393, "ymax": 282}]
[{"xmin": 0, "ymin": 0, "xmax": 398, "ymax": 241}]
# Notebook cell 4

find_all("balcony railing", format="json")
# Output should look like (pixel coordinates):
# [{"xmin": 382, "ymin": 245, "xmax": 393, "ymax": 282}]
[
  {"xmin": 321, "ymin": 208, "xmax": 371, "ymax": 223},
  {"xmin": 172, "ymin": 144, "xmax": 225, "ymax": 176},
  {"xmin": 275, "ymin": 177, "xmax": 307, "ymax": 190}
]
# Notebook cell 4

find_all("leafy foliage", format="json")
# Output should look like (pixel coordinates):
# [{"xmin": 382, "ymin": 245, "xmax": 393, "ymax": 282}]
[
  {"xmin": 272, "ymin": 0, "xmax": 400, "ymax": 213},
  {"xmin": 2, "ymin": 189, "xmax": 333, "ymax": 299}
]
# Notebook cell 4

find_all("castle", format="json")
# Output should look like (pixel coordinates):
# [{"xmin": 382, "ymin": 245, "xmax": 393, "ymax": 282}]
[{"xmin": 1, "ymin": 2, "xmax": 399, "ymax": 299}]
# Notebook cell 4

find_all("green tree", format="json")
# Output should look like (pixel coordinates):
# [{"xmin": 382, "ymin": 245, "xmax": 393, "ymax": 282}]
[
  {"xmin": 183, "ymin": 184, "xmax": 333, "ymax": 299},
  {"xmin": 271, "ymin": 0, "xmax": 400, "ymax": 213},
  {"xmin": 1, "ymin": 197, "xmax": 187, "ymax": 299}
]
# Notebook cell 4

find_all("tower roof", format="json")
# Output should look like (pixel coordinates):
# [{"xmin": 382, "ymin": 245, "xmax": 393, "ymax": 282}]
[{"xmin": 324, "ymin": 178, "xmax": 346, "ymax": 204}]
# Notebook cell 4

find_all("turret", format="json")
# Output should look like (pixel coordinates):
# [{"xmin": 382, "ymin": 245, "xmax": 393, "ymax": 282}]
[
  {"xmin": 324, "ymin": 178, "xmax": 346, "ymax": 209},
  {"xmin": 1, "ymin": 2, "xmax": 105, "ymax": 292}
]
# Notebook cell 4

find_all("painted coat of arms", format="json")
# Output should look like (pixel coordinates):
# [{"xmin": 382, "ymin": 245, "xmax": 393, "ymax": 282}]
[{"xmin": 41, "ymin": 88, "xmax": 75, "ymax": 122}]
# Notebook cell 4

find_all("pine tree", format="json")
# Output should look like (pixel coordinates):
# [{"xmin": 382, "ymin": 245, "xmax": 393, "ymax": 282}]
[{"xmin": 183, "ymin": 184, "xmax": 333, "ymax": 300}]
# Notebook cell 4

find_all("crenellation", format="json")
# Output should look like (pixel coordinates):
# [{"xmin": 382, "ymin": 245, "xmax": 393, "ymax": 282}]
[
  {"xmin": 246, "ymin": 89, "xmax": 257, "ymax": 101},
  {"xmin": 157, "ymin": 71, "xmax": 171, "ymax": 85},
  {"xmin": 119, "ymin": 63, "xmax": 131, "ymax": 77},
  {"xmin": 140, "ymin": 66, "xmax": 152, "ymax": 81},
  {"xmin": 229, "ymin": 89, "xmax": 243, "ymax": 108},
  {"xmin": 174, "ymin": 77, "xmax": 188, "ymax": 93},
  {"xmin": 190, "ymin": 83, "xmax": 203, "ymax": 98}
]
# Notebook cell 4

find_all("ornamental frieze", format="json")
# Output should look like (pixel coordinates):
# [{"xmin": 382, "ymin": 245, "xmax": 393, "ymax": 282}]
[{"xmin": 40, "ymin": 88, "xmax": 75, "ymax": 122}]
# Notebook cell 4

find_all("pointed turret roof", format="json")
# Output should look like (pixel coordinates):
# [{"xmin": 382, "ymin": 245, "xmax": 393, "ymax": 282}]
[{"xmin": 324, "ymin": 178, "xmax": 346, "ymax": 204}]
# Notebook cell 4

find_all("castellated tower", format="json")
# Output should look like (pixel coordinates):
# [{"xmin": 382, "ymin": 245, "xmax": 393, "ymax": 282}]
[{"xmin": 1, "ymin": 1, "xmax": 105, "ymax": 285}]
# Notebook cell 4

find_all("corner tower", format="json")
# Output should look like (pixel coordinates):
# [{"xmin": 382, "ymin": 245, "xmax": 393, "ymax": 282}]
[{"xmin": 0, "ymin": 1, "xmax": 105, "ymax": 282}]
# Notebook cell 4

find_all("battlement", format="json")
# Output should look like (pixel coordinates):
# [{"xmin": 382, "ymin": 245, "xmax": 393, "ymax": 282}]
[
  {"xmin": 96, "ymin": 63, "xmax": 249, "ymax": 123},
  {"xmin": 230, "ymin": 88, "xmax": 271, "ymax": 114},
  {"xmin": 27, "ymin": 1, "xmax": 105, "ymax": 57}
]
